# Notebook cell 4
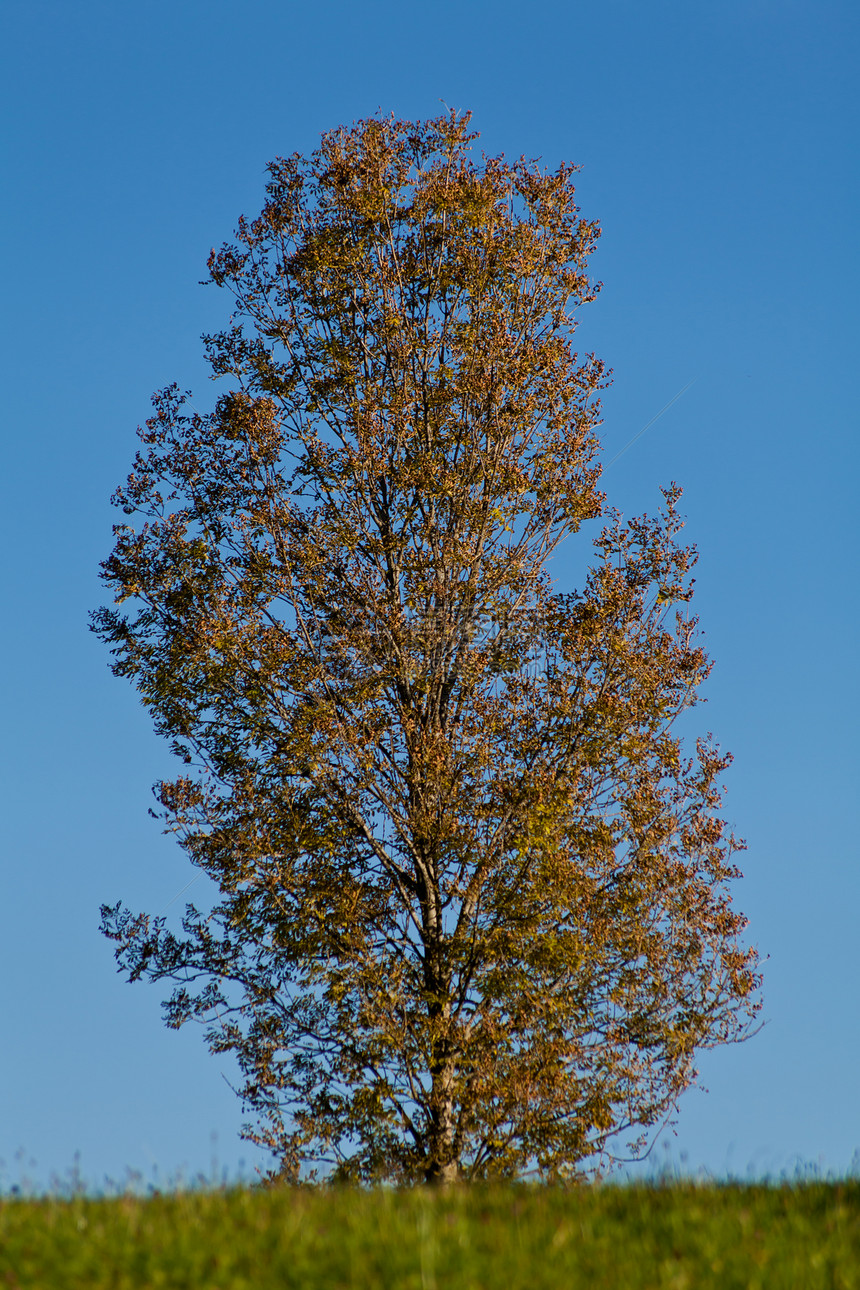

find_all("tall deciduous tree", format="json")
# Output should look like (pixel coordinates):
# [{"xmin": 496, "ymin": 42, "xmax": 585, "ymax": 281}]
[{"xmin": 94, "ymin": 111, "xmax": 760, "ymax": 1184}]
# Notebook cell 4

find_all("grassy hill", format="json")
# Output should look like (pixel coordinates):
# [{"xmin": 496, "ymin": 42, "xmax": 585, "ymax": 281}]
[{"xmin": 2, "ymin": 1180, "xmax": 858, "ymax": 1288}]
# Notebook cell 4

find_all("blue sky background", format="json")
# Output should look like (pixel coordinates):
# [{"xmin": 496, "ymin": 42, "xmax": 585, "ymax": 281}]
[{"xmin": 2, "ymin": 0, "xmax": 857, "ymax": 1190}]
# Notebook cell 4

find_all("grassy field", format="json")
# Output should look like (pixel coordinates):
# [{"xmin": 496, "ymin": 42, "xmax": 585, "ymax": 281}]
[{"xmin": 1, "ymin": 1180, "xmax": 858, "ymax": 1288}]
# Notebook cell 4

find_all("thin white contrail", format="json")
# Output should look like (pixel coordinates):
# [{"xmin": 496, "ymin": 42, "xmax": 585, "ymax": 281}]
[
  {"xmin": 604, "ymin": 376, "xmax": 699, "ymax": 470},
  {"xmin": 158, "ymin": 875, "xmax": 201, "ymax": 915}
]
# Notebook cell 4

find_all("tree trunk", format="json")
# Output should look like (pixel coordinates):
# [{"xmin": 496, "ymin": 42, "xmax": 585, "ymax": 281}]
[{"xmin": 425, "ymin": 1035, "xmax": 458, "ymax": 1184}]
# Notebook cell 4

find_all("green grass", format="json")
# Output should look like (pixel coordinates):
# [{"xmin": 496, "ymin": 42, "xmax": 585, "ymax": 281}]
[{"xmin": 2, "ymin": 1181, "xmax": 859, "ymax": 1288}]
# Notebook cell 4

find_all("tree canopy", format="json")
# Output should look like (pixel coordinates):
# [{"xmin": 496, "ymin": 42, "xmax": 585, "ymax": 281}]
[{"xmin": 94, "ymin": 110, "xmax": 761, "ymax": 1184}]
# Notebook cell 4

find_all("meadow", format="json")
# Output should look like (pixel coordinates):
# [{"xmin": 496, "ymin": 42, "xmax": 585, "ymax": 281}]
[{"xmin": 1, "ymin": 1177, "xmax": 859, "ymax": 1289}]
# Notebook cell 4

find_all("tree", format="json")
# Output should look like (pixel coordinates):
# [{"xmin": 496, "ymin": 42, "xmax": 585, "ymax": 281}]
[{"xmin": 94, "ymin": 110, "xmax": 761, "ymax": 1184}]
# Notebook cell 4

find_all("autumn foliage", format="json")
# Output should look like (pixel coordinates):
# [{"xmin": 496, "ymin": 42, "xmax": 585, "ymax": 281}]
[{"xmin": 94, "ymin": 111, "xmax": 761, "ymax": 1183}]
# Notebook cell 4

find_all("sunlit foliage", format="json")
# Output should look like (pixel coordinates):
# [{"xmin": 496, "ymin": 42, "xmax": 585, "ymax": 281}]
[{"xmin": 94, "ymin": 111, "xmax": 760, "ymax": 1183}]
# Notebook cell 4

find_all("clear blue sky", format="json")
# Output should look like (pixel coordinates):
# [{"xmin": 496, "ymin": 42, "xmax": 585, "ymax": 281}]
[{"xmin": 2, "ymin": 0, "xmax": 857, "ymax": 1190}]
